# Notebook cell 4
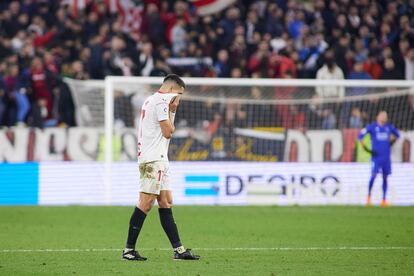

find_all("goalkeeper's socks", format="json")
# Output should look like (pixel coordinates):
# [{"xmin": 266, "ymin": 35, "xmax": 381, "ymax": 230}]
[
  {"xmin": 126, "ymin": 207, "xmax": 147, "ymax": 249},
  {"xmin": 158, "ymin": 208, "xmax": 183, "ymax": 249}
]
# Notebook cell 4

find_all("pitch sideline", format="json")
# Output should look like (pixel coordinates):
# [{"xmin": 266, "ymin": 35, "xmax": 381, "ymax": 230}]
[{"xmin": 1, "ymin": 247, "xmax": 414, "ymax": 253}]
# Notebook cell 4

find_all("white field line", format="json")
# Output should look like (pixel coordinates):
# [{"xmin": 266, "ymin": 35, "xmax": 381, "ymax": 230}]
[{"xmin": 1, "ymin": 247, "xmax": 414, "ymax": 253}]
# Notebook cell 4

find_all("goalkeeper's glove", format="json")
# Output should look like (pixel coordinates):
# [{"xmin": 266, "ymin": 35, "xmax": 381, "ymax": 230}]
[{"xmin": 362, "ymin": 144, "xmax": 377, "ymax": 156}]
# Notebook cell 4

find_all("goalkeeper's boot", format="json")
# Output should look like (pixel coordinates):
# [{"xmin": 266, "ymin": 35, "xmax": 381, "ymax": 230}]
[
  {"xmin": 380, "ymin": 199, "xmax": 389, "ymax": 208},
  {"xmin": 122, "ymin": 249, "xmax": 147, "ymax": 261},
  {"xmin": 366, "ymin": 196, "xmax": 372, "ymax": 207},
  {"xmin": 174, "ymin": 248, "xmax": 200, "ymax": 260}
]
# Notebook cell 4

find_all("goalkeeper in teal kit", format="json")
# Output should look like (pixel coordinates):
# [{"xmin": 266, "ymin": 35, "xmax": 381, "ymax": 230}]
[{"xmin": 358, "ymin": 111, "xmax": 400, "ymax": 207}]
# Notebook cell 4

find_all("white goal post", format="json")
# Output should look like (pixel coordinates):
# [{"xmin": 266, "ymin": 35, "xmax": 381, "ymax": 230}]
[{"xmin": 65, "ymin": 76, "xmax": 414, "ymax": 205}]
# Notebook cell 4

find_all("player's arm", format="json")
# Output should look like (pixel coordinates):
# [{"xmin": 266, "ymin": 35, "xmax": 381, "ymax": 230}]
[
  {"xmin": 358, "ymin": 124, "xmax": 375, "ymax": 155},
  {"xmin": 357, "ymin": 125, "xmax": 368, "ymax": 146},
  {"xmin": 389, "ymin": 124, "xmax": 400, "ymax": 146},
  {"xmin": 160, "ymin": 119, "xmax": 174, "ymax": 139}
]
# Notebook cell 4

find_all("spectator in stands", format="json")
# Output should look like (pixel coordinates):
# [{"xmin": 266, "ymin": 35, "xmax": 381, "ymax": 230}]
[
  {"xmin": 141, "ymin": 3, "xmax": 165, "ymax": 46},
  {"xmin": 137, "ymin": 42, "xmax": 154, "ymax": 77},
  {"xmin": 363, "ymin": 52, "xmax": 383, "ymax": 79},
  {"xmin": 248, "ymin": 41, "xmax": 275, "ymax": 78},
  {"xmin": 31, "ymin": 98, "xmax": 49, "ymax": 128},
  {"xmin": 348, "ymin": 61, "xmax": 372, "ymax": 95},
  {"xmin": 229, "ymin": 33, "xmax": 247, "ymax": 70},
  {"xmin": 349, "ymin": 62, "xmax": 371, "ymax": 81},
  {"xmin": 405, "ymin": 49, "xmax": 414, "ymax": 80},
  {"xmin": 349, "ymin": 107, "xmax": 363, "ymax": 128},
  {"xmin": 106, "ymin": 35, "xmax": 137, "ymax": 76},
  {"xmin": 54, "ymin": 79, "xmax": 75, "ymax": 127},
  {"xmin": 83, "ymin": 11, "xmax": 100, "ymax": 41},
  {"xmin": 278, "ymin": 104, "xmax": 305, "ymax": 129},
  {"xmin": 288, "ymin": 9, "xmax": 305, "ymax": 41},
  {"xmin": 171, "ymin": 17, "xmax": 187, "ymax": 56},
  {"xmin": 340, "ymin": 61, "xmax": 372, "ymax": 126},
  {"xmin": 265, "ymin": 3, "xmax": 284, "ymax": 38},
  {"xmin": 245, "ymin": 9, "xmax": 263, "ymax": 45},
  {"xmin": 230, "ymin": 67, "xmax": 243, "ymax": 78},
  {"xmin": 71, "ymin": 60, "xmax": 89, "ymax": 80},
  {"xmin": 306, "ymin": 95, "xmax": 324, "ymax": 129},
  {"xmin": 0, "ymin": 0, "xmax": 413, "ymax": 129},
  {"xmin": 380, "ymin": 58, "xmax": 402, "ymax": 80},
  {"xmin": 161, "ymin": 0, "xmax": 189, "ymax": 45},
  {"xmin": 246, "ymin": 86, "xmax": 274, "ymax": 127},
  {"xmin": 43, "ymin": 52, "xmax": 58, "ymax": 75},
  {"xmin": 214, "ymin": 49, "xmax": 230, "ymax": 78},
  {"xmin": 88, "ymin": 35, "xmax": 105, "ymax": 79},
  {"xmin": 297, "ymin": 33, "xmax": 328, "ymax": 78},
  {"xmin": 321, "ymin": 109, "xmax": 337, "ymax": 129},
  {"xmin": 8, "ymin": 64, "xmax": 30, "ymax": 126},
  {"xmin": 30, "ymin": 57, "xmax": 53, "ymax": 120},
  {"xmin": 354, "ymin": 38, "xmax": 369, "ymax": 63},
  {"xmin": 316, "ymin": 50, "xmax": 345, "ymax": 98},
  {"xmin": 217, "ymin": 7, "xmax": 241, "ymax": 48},
  {"xmin": 150, "ymin": 58, "xmax": 171, "ymax": 77},
  {"xmin": 333, "ymin": 35, "xmax": 351, "ymax": 77}
]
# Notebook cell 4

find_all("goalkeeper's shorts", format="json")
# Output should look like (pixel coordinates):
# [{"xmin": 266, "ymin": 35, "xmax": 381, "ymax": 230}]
[
  {"xmin": 139, "ymin": 161, "xmax": 170, "ymax": 195},
  {"xmin": 371, "ymin": 159, "xmax": 391, "ymax": 176}
]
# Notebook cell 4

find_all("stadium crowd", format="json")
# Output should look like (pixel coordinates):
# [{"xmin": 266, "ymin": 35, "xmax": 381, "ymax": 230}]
[{"xmin": 0, "ymin": 0, "xmax": 414, "ymax": 129}]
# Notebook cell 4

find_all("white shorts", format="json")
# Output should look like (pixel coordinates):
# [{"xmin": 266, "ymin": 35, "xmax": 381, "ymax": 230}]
[{"xmin": 139, "ymin": 161, "xmax": 170, "ymax": 195}]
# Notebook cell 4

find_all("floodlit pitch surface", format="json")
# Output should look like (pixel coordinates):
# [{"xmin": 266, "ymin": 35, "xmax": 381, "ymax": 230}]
[{"xmin": 0, "ymin": 206, "xmax": 413, "ymax": 275}]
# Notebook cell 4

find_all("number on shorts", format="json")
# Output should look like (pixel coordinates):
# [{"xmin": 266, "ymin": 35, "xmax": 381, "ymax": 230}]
[{"xmin": 157, "ymin": 170, "xmax": 163, "ymax": 181}]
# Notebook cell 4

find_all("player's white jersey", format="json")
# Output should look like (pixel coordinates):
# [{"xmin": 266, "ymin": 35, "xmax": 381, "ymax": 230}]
[{"xmin": 137, "ymin": 91, "xmax": 177, "ymax": 164}]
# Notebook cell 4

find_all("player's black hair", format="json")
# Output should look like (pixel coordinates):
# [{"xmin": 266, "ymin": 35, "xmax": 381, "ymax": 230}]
[{"xmin": 163, "ymin": 74, "xmax": 186, "ymax": 89}]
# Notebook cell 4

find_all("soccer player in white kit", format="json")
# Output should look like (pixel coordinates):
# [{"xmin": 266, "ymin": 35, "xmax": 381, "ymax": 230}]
[{"xmin": 122, "ymin": 74, "xmax": 200, "ymax": 261}]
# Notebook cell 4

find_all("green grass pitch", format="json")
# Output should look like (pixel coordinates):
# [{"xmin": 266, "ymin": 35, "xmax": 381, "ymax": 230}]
[{"xmin": 0, "ymin": 206, "xmax": 413, "ymax": 275}]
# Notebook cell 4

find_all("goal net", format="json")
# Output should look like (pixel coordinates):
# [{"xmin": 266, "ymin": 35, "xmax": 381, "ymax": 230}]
[
  {"xmin": 65, "ymin": 77, "xmax": 414, "ymax": 205},
  {"xmin": 66, "ymin": 77, "xmax": 414, "ymax": 162}
]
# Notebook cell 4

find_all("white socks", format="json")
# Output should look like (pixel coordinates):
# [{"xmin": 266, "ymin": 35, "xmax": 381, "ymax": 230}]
[{"xmin": 174, "ymin": 246, "xmax": 186, "ymax": 254}]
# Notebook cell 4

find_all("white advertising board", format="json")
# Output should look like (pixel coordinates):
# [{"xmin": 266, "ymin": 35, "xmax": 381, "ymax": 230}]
[{"xmin": 37, "ymin": 162, "xmax": 414, "ymax": 206}]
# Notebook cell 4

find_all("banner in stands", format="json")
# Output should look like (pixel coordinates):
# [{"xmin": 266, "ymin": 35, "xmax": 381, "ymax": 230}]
[
  {"xmin": 0, "ymin": 127, "xmax": 413, "ymax": 162},
  {"xmin": 1, "ymin": 162, "xmax": 413, "ymax": 206}
]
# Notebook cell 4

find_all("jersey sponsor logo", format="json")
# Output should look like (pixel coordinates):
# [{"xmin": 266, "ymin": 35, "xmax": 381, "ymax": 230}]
[{"xmin": 376, "ymin": 132, "xmax": 389, "ymax": 141}]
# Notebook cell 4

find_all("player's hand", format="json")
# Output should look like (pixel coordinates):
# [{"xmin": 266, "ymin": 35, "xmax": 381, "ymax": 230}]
[
  {"xmin": 362, "ymin": 144, "xmax": 374, "ymax": 155},
  {"xmin": 169, "ymin": 95, "xmax": 180, "ymax": 113},
  {"xmin": 390, "ymin": 137, "xmax": 397, "ymax": 146}
]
